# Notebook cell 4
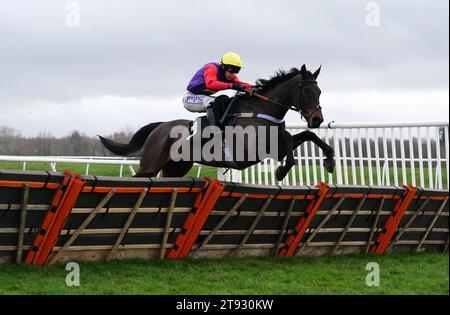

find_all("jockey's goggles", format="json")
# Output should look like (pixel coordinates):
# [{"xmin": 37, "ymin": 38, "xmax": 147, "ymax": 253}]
[{"xmin": 225, "ymin": 65, "xmax": 241, "ymax": 74}]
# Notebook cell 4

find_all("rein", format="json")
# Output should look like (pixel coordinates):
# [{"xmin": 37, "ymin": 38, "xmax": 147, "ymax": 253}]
[
  {"xmin": 224, "ymin": 77, "xmax": 322, "ymax": 125},
  {"xmin": 251, "ymin": 92, "xmax": 299, "ymax": 112}
]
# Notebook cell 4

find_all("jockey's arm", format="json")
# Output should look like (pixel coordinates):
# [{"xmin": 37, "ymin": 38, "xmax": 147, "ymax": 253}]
[
  {"xmin": 232, "ymin": 75, "xmax": 252, "ymax": 88},
  {"xmin": 204, "ymin": 64, "xmax": 253, "ymax": 92},
  {"xmin": 232, "ymin": 75, "xmax": 253, "ymax": 93},
  {"xmin": 204, "ymin": 64, "xmax": 234, "ymax": 91}
]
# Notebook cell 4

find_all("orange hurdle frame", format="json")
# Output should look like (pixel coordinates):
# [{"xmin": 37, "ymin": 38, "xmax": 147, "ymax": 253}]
[
  {"xmin": 369, "ymin": 185, "xmax": 418, "ymax": 254},
  {"xmin": 167, "ymin": 177, "xmax": 225, "ymax": 259},
  {"xmin": 278, "ymin": 182, "xmax": 330, "ymax": 257},
  {"xmin": 24, "ymin": 171, "xmax": 85, "ymax": 265}
]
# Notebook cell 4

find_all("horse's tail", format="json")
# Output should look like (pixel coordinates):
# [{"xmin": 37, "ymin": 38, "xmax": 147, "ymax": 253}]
[{"xmin": 98, "ymin": 122, "xmax": 163, "ymax": 156}]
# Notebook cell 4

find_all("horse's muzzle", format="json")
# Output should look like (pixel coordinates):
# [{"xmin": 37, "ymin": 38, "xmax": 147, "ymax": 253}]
[{"xmin": 308, "ymin": 116, "xmax": 323, "ymax": 129}]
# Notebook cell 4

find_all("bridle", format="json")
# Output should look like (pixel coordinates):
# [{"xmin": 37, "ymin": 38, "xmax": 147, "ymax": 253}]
[
  {"xmin": 251, "ymin": 78, "xmax": 322, "ymax": 123},
  {"xmin": 296, "ymin": 79, "xmax": 322, "ymax": 123}
]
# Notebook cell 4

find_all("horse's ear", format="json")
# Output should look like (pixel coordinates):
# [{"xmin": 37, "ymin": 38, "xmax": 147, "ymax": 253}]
[
  {"xmin": 300, "ymin": 64, "xmax": 307, "ymax": 76},
  {"xmin": 313, "ymin": 65, "xmax": 322, "ymax": 79}
]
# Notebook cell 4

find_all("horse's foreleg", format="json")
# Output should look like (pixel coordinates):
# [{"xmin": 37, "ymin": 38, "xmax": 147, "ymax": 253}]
[
  {"xmin": 293, "ymin": 130, "xmax": 335, "ymax": 173},
  {"xmin": 275, "ymin": 131, "xmax": 295, "ymax": 181}
]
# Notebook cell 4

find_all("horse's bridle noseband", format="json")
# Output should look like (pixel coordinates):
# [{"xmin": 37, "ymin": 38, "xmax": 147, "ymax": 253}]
[
  {"xmin": 299, "ymin": 104, "xmax": 322, "ymax": 123},
  {"xmin": 295, "ymin": 79, "xmax": 322, "ymax": 123}
]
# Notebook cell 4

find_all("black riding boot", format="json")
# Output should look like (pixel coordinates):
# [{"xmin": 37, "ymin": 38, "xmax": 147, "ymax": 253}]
[
  {"xmin": 206, "ymin": 105, "xmax": 219, "ymax": 128},
  {"xmin": 207, "ymin": 95, "xmax": 230, "ymax": 129},
  {"xmin": 206, "ymin": 98, "xmax": 229, "ymax": 131}
]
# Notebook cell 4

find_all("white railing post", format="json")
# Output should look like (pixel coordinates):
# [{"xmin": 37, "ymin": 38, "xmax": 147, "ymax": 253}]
[
  {"xmin": 374, "ymin": 128, "xmax": 382, "ymax": 185},
  {"xmin": 399, "ymin": 128, "xmax": 407, "ymax": 185},
  {"xmin": 426, "ymin": 127, "xmax": 434, "ymax": 189},
  {"xmin": 391, "ymin": 127, "xmax": 399, "ymax": 186},
  {"xmin": 381, "ymin": 161, "xmax": 389, "ymax": 186},
  {"xmin": 365, "ymin": 128, "xmax": 374, "ymax": 186},
  {"xmin": 349, "ymin": 128, "xmax": 357, "ymax": 185},
  {"xmin": 341, "ymin": 128, "xmax": 349, "ymax": 185},
  {"xmin": 418, "ymin": 127, "xmax": 425, "ymax": 187},
  {"xmin": 357, "ymin": 128, "xmax": 365, "ymax": 185},
  {"xmin": 382, "ymin": 128, "xmax": 390, "ymax": 186},
  {"xmin": 435, "ymin": 127, "xmax": 442, "ymax": 190},
  {"xmin": 304, "ymin": 137, "xmax": 311, "ymax": 186},
  {"xmin": 408, "ymin": 127, "xmax": 416, "ymax": 187},
  {"xmin": 445, "ymin": 125, "xmax": 449, "ymax": 190},
  {"xmin": 128, "ymin": 165, "xmax": 136, "ymax": 177},
  {"xmin": 49, "ymin": 162, "xmax": 56, "ymax": 172},
  {"xmin": 325, "ymin": 128, "xmax": 333, "ymax": 184},
  {"xmin": 119, "ymin": 165, "xmax": 124, "ymax": 178},
  {"xmin": 310, "ymin": 135, "xmax": 318, "ymax": 185},
  {"xmin": 317, "ymin": 128, "xmax": 325, "ymax": 183},
  {"xmin": 333, "ymin": 129, "xmax": 343, "ymax": 185}
]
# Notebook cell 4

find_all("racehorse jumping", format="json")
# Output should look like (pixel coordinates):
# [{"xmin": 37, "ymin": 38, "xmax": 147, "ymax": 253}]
[{"xmin": 98, "ymin": 65, "xmax": 335, "ymax": 180}]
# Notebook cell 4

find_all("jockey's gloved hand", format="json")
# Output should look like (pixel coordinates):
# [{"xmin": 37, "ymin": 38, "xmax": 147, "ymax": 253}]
[
  {"xmin": 246, "ymin": 86, "xmax": 257, "ymax": 94},
  {"xmin": 231, "ymin": 83, "xmax": 246, "ymax": 92}
]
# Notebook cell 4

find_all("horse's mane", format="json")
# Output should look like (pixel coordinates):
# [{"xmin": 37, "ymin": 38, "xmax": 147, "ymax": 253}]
[{"xmin": 254, "ymin": 67, "xmax": 301, "ymax": 93}]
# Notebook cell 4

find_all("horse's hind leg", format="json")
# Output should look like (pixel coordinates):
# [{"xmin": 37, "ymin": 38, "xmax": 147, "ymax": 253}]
[
  {"xmin": 162, "ymin": 161, "xmax": 194, "ymax": 177},
  {"xmin": 136, "ymin": 124, "xmax": 175, "ymax": 177},
  {"xmin": 136, "ymin": 119, "xmax": 194, "ymax": 178},
  {"xmin": 135, "ymin": 155, "xmax": 169, "ymax": 178},
  {"xmin": 275, "ymin": 131, "xmax": 295, "ymax": 181}
]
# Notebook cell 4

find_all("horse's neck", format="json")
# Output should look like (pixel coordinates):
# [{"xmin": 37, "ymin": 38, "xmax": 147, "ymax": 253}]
[
  {"xmin": 238, "ymin": 75, "xmax": 300, "ymax": 119},
  {"xmin": 266, "ymin": 75, "xmax": 300, "ymax": 105}
]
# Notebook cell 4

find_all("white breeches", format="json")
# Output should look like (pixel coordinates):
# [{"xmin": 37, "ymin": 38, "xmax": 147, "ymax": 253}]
[{"xmin": 182, "ymin": 92, "xmax": 215, "ymax": 113}]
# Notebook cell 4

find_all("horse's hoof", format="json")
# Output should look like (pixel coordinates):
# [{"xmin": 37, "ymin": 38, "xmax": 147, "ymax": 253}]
[{"xmin": 324, "ymin": 158, "xmax": 335, "ymax": 173}]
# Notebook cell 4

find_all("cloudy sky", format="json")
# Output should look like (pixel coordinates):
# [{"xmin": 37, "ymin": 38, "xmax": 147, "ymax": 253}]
[{"xmin": 0, "ymin": 0, "xmax": 448, "ymax": 137}]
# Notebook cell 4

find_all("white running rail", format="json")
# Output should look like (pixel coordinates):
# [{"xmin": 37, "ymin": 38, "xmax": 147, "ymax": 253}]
[
  {"xmin": 0, "ymin": 155, "xmax": 205, "ymax": 178},
  {"xmin": 219, "ymin": 121, "xmax": 449, "ymax": 190}
]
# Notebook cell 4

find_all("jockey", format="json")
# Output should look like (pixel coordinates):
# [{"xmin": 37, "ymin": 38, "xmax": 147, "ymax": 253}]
[{"xmin": 183, "ymin": 52, "xmax": 253, "ymax": 128}]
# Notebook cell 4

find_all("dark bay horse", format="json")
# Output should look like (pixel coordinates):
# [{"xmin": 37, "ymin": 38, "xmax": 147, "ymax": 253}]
[{"xmin": 99, "ymin": 65, "xmax": 335, "ymax": 180}]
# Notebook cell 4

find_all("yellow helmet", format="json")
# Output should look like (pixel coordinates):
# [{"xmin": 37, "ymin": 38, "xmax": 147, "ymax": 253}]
[{"xmin": 220, "ymin": 52, "xmax": 244, "ymax": 68}]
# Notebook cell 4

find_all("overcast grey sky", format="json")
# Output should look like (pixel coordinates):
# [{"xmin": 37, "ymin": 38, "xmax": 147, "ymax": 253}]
[{"xmin": 0, "ymin": 0, "xmax": 448, "ymax": 137}]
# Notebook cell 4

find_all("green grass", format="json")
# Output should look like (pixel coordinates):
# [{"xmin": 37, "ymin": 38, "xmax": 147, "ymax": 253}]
[
  {"xmin": 0, "ymin": 253, "xmax": 447, "ymax": 295},
  {"xmin": 0, "ymin": 161, "xmax": 218, "ymax": 179}
]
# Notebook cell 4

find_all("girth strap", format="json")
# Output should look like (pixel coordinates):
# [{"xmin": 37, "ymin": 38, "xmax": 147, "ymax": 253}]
[{"xmin": 234, "ymin": 113, "xmax": 284, "ymax": 124}]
